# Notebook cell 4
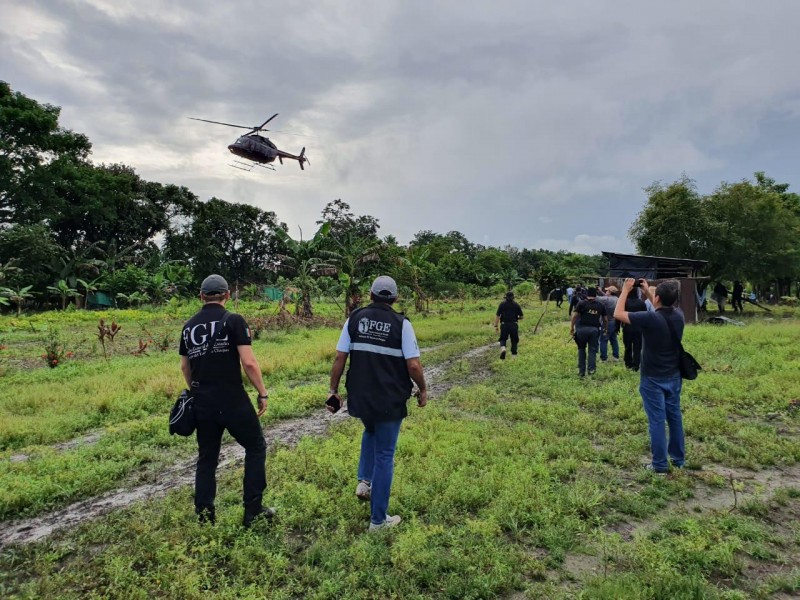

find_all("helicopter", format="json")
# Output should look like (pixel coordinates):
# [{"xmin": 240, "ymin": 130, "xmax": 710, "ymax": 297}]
[{"xmin": 188, "ymin": 113, "xmax": 309, "ymax": 172}]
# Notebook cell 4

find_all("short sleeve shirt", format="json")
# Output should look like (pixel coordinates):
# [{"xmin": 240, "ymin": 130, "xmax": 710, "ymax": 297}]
[
  {"xmin": 575, "ymin": 299, "xmax": 606, "ymax": 327},
  {"xmin": 496, "ymin": 300, "xmax": 523, "ymax": 323},
  {"xmin": 179, "ymin": 304, "xmax": 251, "ymax": 385},
  {"xmin": 336, "ymin": 318, "xmax": 420, "ymax": 359},
  {"xmin": 627, "ymin": 307, "xmax": 684, "ymax": 378}
]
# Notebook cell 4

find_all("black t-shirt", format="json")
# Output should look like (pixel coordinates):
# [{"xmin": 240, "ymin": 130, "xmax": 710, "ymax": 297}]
[
  {"xmin": 179, "ymin": 304, "xmax": 252, "ymax": 386},
  {"xmin": 496, "ymin": 300, "xmax": 523, "ymax": 323},
  {"xmin": 623, "ymin": 296, "xmax": 648, "ymax": 330},
  {"xmin": 628, "ymin": 307, "xmax": 684, "ymax": 378},
  {"xmin": 575, "ymin": 299, "xmax": 606, "ymax": 327}
]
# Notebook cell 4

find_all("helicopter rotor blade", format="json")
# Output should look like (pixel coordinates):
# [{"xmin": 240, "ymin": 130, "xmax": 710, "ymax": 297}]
[
  {"xmin": 260, "ymin": 113, "xmax": 279, "ymax": 128},
  {"xmin": 188, "ymin": 117, "xmax": 255, "ymax": 130}
]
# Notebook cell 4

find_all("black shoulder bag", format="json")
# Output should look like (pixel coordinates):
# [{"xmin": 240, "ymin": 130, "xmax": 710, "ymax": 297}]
[
  {"xmin": 170, "ymin": 312, "xmax": 230, "ymax": 436},
  {"xmin": 661, "ymin": 312, "xmax": 701, "ymax": 381}
]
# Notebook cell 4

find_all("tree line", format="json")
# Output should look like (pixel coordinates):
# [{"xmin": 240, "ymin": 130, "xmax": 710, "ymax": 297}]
[
  {"xmin": 0, "ymin": 82, "xmax": 606, "ymax": 315},
  {"xmin": 630, "ymin": 174, "xmax": 800, "ymax": 298},
  {"xmin": 2, "ymin": 81, "xmax": 798, "ymax": 315}
]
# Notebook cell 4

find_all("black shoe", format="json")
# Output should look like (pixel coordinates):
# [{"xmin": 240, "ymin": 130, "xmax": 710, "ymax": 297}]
[
  {"xmin": 243, "ymin": 506, "xmax": 276, "ymax": 528},
  {"xmin": 196, "ymin": 506, "xmax": 216, "ymax": 525},
  {"xmin": 500, "ymin": 348, "xmax": 506, "ymax": 360}
]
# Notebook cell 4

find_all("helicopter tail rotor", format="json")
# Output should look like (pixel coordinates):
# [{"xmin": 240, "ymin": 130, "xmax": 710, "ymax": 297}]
[{"xmin": 298, "ymin": 147, "xmax": 309, "ymax": 170}]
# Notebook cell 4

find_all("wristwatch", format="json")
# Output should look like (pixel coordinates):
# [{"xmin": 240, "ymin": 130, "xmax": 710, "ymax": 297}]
[{"xmin": 257, "ymin": 393, "xmax": 269, "ymax": 400}]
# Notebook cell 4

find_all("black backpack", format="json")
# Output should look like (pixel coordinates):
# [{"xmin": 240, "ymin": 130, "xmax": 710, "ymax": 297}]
[{"xmin": 661, "ymin": 312, "xmax": 701, "ymax": 380}]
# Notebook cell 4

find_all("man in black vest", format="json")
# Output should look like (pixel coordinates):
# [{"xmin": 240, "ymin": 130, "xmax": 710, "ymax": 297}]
[
  {"xmin": 569, "ymin": 287, "xmax": 607, "ymax": 377},
  {"xmin": 327, "ymin": 276, "xmax": 428, "ymax": 531},
  {"xmin": 494, "ymin": 291, "xmax": 524, "ymax": 359},
  {"xmin": 179, "ymin": 274, "xmax": 273, "ymax": 527}
]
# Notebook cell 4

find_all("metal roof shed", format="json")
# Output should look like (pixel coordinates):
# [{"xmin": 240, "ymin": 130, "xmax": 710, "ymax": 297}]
[{"xmin": 600, "ymin": 252, "xmax": 708, "ymax": 323}]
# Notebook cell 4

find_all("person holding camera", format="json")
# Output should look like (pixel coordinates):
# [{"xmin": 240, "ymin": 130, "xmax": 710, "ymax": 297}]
[
  {"xmin": 179, "ymin": 274, "xmax": 273, "ymax": 527},
  {"xmin": 494, "ymin": 291, "xmax": 524, "ymax": 360},
  {"xmin": 614, "ymin": 278, "xmax": 685, "ymax": 474},
  {"xmin": 327, "ymin": 276, "xmax": 428, "ymax": 531},
  {"xmin": 569, "ymin": 287, "xmax": 607, "ymax": 377}
]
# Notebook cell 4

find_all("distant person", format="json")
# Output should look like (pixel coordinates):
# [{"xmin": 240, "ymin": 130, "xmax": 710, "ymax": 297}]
[
  {"xmin": 494, "ymin": 291, "xmax": 524, "ymax": 359},
  {"xmin": 568, "ymin": 285, "xmax": 582, "ymax": 316},
  {"xmin": 327, "ymin": 276, "xmax": 428, "ymax": 531},
  {"xmin": 179, "ymin": 274, "xmax": 273, "ymax": 527},
  {"xmin": 553, "ymin": 286, "xmax": 564, "ymax": 308},
  {"xmin": 569, "ymin": 287, "xmax": 607, "ymax": 377},
  {"xmin": 615, "ymin": 278, "xmax": 686, "ymax": 475},
  {"xmin": 598, "ymin": 286, "xmax": 620, "ymax": 362},
  {"xmin": 621, "ymin": 288, "xmax": 648, "ymax": 371},
  {"xmin": 712, "ymin": 282, "xmax": 729, "ymax": 314},
  {"xmin": 732, "ymin": 281, "xmax": 744, "ymax": 313},
  {"xmin": 566, "ymin": 285, "xmax": 575, "ymax": 307}
]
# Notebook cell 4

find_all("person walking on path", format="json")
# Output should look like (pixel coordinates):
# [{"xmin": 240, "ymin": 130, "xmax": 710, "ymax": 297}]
[
  {"xmin": 569, "ymin": 287, "xmax": 607, "ymax": 377},
  {"xmin": 179, "ymin": 274, "xmax": 273, "ymax": 527},
  {"xmin": 621, "ymin": 289, "xmax": 648, "ymax": 371},
  {"xmin": 615, "ymin": 278, "xmax": 686, "ymax": 474},
  {"xmin": 327, "ymin": 276, "xmax": 428, "ymax": 531},
  {"xmin": 494, "ymin": 291, "xmax": 524, "ymax": 359},
  {"xmin": 598, "ymin": 286, "xmax": 620, "ymax": 362},
  {"xmin": 553, "ymin": 286, "xmax": 564, "ymax": 308}
]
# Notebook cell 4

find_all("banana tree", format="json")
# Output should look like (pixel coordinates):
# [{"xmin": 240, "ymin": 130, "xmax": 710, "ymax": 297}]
[
  {"xmin": 274, "ymin": 223, "xmax": 336, "ymax": 318},
  {"xmin": 396, "ymin": 246, "xmax": 432, "ymax": 313},
  {"xmin": 47, "ymin": 279, "xmax": 81, "ymax": 310},
  {"xmin": 76, "ymin": 277, "xmax": 105, "ymax": 310},
  {"xmin": 1, "ymin": 285, "xmax": 35, "ymax": 316},
  {"xmin": 332, "ymin": 231, "xmax": 381, "ymax": 316}
]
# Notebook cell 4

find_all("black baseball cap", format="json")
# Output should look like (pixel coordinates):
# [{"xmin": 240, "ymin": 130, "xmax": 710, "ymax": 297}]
[{"xmin": 200, "ymin": 274, "xmax": 229, "ymax": 295}]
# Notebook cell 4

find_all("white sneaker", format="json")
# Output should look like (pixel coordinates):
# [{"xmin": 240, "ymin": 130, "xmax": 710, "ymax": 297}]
[
  {"xmin": 356, "ymin": 480, "xmax": 371, "ymax": 501},
  {"xmin": 369, "ymin": 515, "xmax": 402, "ymax": 531}
]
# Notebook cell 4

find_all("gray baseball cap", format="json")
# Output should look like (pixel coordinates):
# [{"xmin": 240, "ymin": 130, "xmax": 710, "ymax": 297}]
[
  {"xmin": 370, "ymin": 275, "xmax": 398, "ymax": 299},
  {"xmin": 200, "ymin": 274, "xmax": 229, "ymax": 295}
]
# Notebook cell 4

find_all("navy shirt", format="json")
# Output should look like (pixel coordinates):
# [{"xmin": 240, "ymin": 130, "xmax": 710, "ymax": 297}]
[
  {"xmin": 575, "ymin": 299, "xmax": 606, "ymax": 327},
  {"xmin": 627, "ymin": 307, "xmax": 684, "ymax": 378},
  {"xmin": 179, "ymin": 304, "xmax": 251, "ymax": 386},
  {"xmin": 496, "ymin": 300, "xmax": 523, "ymax": 323}
]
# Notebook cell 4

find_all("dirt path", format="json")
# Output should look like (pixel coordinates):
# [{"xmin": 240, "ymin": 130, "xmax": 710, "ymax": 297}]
[{"xmin": 0, "ymin": 343, "xmax": 496, "ymax": 547}]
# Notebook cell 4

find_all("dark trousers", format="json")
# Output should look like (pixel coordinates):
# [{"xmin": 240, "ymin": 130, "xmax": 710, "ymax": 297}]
[
  {"xmin": 732, "ymin": 296, "xmax": 743, "ymax": 312},
  {"xmin": 622, "ymin": 326, "xmax": 642, "ymax": 371},
  {"xmin": 575, "ymin": 325, "xmax": 600, "ymax": 375},
  {"xmin": 499, "ymin": 322, "xmax": 519, "ymax": 354},
  {"xmin": 194, "ymin": 386, "xmax": 266, "ymax": 515}
]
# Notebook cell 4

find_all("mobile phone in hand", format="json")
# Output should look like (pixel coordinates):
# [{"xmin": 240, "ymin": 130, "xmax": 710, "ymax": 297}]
[{"xmin": 325, "ymin": 394, "xmax": 341, "ymax": 413}]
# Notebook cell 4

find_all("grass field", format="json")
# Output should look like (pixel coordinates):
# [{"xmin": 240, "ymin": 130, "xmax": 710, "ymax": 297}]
[{"xmin": 0, "ymin": 300, "xmax": 798, "ymax": 599}]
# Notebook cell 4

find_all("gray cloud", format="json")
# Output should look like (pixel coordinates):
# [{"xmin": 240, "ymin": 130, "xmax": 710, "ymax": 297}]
[{"xmin": 3, "ymin": 0, "xmax": 800, "ymax": 255}]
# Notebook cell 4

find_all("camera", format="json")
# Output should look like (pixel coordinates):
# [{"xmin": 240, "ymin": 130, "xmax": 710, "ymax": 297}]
[{"xmin": 632, "ymin": 278, "xmax": 646, "ymax": 288}]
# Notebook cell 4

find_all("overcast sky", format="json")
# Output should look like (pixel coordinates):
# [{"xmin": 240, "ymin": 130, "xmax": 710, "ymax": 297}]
[{"xmin": 2, "ymin": 1, "xmax": 799, "ymax": 254}]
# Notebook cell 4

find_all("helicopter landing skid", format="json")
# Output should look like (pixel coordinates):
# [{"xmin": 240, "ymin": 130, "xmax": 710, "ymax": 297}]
[{"xmin": 230, "ymin": 160, "xmax": 276, "ymax": 172}]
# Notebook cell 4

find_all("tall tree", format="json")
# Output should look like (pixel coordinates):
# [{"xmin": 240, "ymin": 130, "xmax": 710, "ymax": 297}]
[
  {"xmin": 0, "ymin": 81, "xmax": 91, "ymax": 224},
  {"xmin": 165, "ymin": 197, "xmax": 284, "ymax": 286}
]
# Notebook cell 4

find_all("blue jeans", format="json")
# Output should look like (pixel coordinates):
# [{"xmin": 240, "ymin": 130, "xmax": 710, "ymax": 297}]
[
  {"xmin": 357, "ymin": 418, "xmax": 403, "ymax": 525},
  {"xmin": 639, "ymin": 375, "xmax": 685, "ymax": 472},
  {"xmin": 600, "ymin": 321, "xmax": 619, "ymax": 360}
]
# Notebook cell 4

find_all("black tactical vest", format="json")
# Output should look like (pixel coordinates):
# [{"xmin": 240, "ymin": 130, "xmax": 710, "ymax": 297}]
[{"xmin": 345, "ymin": 303, "xmax": 412, "ymax": 422}]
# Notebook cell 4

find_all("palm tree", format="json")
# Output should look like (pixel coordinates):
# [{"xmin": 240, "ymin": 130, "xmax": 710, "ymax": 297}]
[
  {"xmin": 0, "ymin": 259, "xmax": 21, "ymax": 284},
  {"xmin": 332, "ymin": 231, "xmax": 381, "ymax": 315},
  {"xmin": 274, "ymin": 223, "xmax": 337, "ymax": 318},
  {"xmin": 47, "ymin": 279, "xmax": 81, "ymax": 310}
]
